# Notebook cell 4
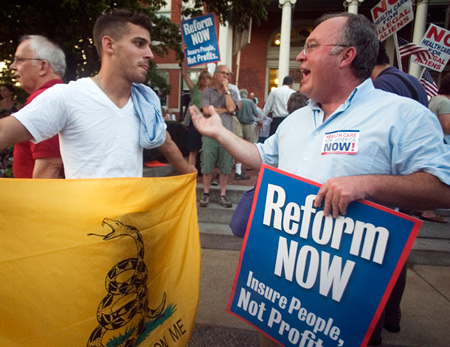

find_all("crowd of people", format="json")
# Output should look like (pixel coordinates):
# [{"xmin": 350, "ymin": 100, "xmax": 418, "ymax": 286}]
[{"xmin": 0, "ymin": 8, "xmax": 449, "ymax": 347}]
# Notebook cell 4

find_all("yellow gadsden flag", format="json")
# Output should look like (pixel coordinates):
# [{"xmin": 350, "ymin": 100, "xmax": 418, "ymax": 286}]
[{"xmin": 0, "ymin": 173, "xmax": 200, "ymax": 347}]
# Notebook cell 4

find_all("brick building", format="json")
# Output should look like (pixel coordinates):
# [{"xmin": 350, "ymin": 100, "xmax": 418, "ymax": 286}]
[{"xmin": 153, "ymin": 0, "xmax": 449, "ymax": 119}]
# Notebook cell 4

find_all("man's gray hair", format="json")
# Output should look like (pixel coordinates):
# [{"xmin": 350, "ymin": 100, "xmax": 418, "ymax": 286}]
[
  {"xmin": 316, "ymin": 12, "xmax": 378, "ymax": 81},
  {"xmin": 20, "ymin": 35, "xmax": 66, "ymax": 77},
  {"xmin": 240, "ymin": 89, "xmax": 248, "ymax": 98},
  {"xmin": 214, "ymin": 64, "xmax": 231, "ymax": 74}
]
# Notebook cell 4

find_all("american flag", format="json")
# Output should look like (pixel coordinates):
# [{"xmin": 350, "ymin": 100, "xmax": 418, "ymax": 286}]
[
  {"xmin": 420, "ymin": 69, "xmax": 439, "ymax": 98},
  {"xmin": 397, "ymin": 36, "xmax": 433, "ymax": 61}
]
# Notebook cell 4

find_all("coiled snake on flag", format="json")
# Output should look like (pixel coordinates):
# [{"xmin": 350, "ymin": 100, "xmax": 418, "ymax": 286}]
[{"xmin": 86, "ymin": 218, "xmax": 166, "ymax": 347}]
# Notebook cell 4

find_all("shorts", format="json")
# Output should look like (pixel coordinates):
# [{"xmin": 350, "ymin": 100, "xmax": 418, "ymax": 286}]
[
  {"xmin": 187, "ymin": 121, "xmax": 202, "ymax": 151},
  {"xmin": 233, "ymin": 117, "xmax": 257, "ymax": 143},
  {"xmin": 200, "ymin": 136, "xmax": 233, "ymax": 175}
]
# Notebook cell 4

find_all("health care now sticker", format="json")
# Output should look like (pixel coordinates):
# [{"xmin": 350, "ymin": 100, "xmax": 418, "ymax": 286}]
[{"xmin": 321, "ymin": 130, "xmax": 360, "ymax": 155}]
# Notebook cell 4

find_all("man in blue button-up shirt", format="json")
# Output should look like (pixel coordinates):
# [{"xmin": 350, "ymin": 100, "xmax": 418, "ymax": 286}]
[
  {"xmin": 191, "ymin": 11, "xmax": 450, "ymax": 347},
  {"xmin": 191, "ymin": 12, "xmax": 450, "ymax": 219}
]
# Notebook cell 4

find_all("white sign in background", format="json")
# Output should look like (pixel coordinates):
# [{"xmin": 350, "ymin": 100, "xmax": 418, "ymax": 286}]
[
  {"xmin": 412, "ymin": 24, "xmax": 450, "ymax": 72},
  {"xmin": 371, "ymin": 0, "xmax": 414, "ymax": 41}
]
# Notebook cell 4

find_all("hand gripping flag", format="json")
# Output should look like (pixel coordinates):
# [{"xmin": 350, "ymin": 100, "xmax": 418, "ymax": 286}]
[{"xmin": 0, "ymin": 174, "xmax": 200, "ymax": 347}]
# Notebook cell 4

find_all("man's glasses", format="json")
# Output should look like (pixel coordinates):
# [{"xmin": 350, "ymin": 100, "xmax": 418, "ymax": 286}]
[
  {"xmin": 216, "ymin": 71, "xmax": 231, "ymax": 76},
  {"xmin": 301, "ymin": 43, "xmax": 348, "ymax": 56},
  {"xmin": 12, "ymin": 56, "xmax": 44, "ymax": 64}
]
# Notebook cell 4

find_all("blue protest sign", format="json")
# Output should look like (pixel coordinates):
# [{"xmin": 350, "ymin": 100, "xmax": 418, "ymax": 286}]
[
  {"xmin": 228, "ymin": 165, "xmax": 421, "ymax": 347},
  {"xmin": 181, "ymin": 13, "xmax": 220, "ymax": 67}
]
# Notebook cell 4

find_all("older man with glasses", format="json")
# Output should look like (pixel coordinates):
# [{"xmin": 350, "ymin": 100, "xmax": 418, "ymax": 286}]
[
  {"xmin": 198, "ymin": 64, "xmax": 240, "ymax": 208},
  {"xmin": 9, "ymin": 35, "xmax": 65, "ymax": 178}
]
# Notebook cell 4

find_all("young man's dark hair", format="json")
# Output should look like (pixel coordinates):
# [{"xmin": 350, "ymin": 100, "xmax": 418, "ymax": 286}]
[{"xmin": 93, "ymin": 9, "xmax": 153, "ymax": 56}]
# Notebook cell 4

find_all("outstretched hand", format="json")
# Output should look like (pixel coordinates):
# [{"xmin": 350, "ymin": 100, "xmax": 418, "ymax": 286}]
[{"xmin": 189, "ymin": 105, "xmax": 224, "ymax": 139}]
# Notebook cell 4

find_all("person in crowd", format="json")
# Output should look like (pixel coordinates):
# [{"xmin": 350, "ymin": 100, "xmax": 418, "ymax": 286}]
[
  {"xmin": 226, "ymin": 71, "xmax": 242, "ymax": 109},
  {"xmin": 0, "ymin": 83, "xmax": 22, "ymax": 177},
  {"xmin": 225, "ymin": 70, "xmax": 250, "ymax": 180},
  {"xmin": 371, "ymin": 41, "xmax": 428, "ymax": 106},
  {"xmin": 181, "ymin": 61, "xmax": 211, "ymax": 167},
  {"xmin": 286, "ymin": 90, "xmax": 309, "ymax": 114},
  {"xmin": 191, "ymin": 12, "xmax": 450, "ymax": 347},
  {"xmin": 198, "ymin": 64, "xmax": 239, "ymax": 208},
  {"xmin": 257, "ymin": 115, "xmax": 272, "ymax": 143},
  {"xmin": 234, "ymin": 89, "xmax": 259, "ymax": 180},
  {"xmin": 259, "ymin": 76, "xmax": 295, "ymax": 135},
  {"xmin": 162, "ymin": 107, "xmax": 176, "ymax": 121},
  {"xmin": 0, "ymin": 9, "xmax": 195, "ymax": 179},
  {"xmin": 0, "ymin": 83, "xmax": 22, "ymax": 118},
  {"xmin": 249, "ymin": 92, "xmax": 259, "ymax": 105},
  {"xmin": 369, "ymin": 39, "xmax": 431, "ymax": 345},
  {"xmin": 429, "ymin": 73, "xmax": 450, "ymax": 145},
  {"xmin": 9, "ymin": 35, "xmax": 65, "ymax": 179}
]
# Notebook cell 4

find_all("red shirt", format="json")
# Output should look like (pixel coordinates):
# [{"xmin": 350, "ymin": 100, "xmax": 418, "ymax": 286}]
[{"xmin": 13, "ymin": 79, "xmax": 63, "ymax": 178}]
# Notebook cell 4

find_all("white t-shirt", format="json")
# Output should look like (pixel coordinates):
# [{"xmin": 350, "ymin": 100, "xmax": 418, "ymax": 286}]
[{"xmin": 14, "ymin": 78, "xmax": 146, "ymax": 178}]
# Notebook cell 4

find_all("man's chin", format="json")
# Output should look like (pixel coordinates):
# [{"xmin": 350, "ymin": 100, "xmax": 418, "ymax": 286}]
[{"xmin": 134, "ymin": 75, "xmax": 147, "ymax": 84}]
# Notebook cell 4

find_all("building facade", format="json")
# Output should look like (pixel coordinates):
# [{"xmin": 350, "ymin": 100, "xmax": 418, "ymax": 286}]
[{"xmin": 153, "ymin": 0, "xmax": 450, "ymax": 118}]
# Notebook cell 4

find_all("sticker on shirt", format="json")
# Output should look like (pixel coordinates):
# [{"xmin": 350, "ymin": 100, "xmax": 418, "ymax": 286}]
[{"xmin": 321, "ymin": 130, "xmax": 359, "ymax": 155}]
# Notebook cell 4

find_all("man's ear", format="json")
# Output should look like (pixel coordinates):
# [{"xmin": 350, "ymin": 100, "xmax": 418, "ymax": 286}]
[
  {"xmin": 101, "ymin": 36, "xmax": 115, "ymax": 56},
  {"xmin": 339, "ymin": 46, "xmax": 357, "ymax": 69},
  {"xmin": 38, "ymin": 60, "xmax": 50, "ymax": 77}
]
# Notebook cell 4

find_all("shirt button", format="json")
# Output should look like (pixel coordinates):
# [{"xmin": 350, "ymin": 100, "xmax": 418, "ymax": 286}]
[{"xmin": 303, "ymin": 157, "xmax": 309, "ymax": 162}]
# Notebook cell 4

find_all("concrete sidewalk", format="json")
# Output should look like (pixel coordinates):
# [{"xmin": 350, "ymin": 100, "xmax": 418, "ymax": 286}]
[{"xmin": 188, "ymin": 245, "xmax": 450, "ymax": 347}]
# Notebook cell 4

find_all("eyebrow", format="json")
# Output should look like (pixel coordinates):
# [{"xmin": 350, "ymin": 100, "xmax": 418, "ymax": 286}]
[{"xmin": 133, "ymin": 36, "xmax": 150, "ymax": 44}]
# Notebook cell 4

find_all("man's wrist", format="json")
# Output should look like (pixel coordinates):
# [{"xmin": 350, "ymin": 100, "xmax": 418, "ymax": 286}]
[{"xmin": 225, "ymin": 90, "xmax": 230, "ymax": 94}]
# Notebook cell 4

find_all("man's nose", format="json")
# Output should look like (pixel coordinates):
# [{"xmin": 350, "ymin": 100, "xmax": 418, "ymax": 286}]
[
  {"xmin": 145, "ymin": 46, "xmax": 154, "ymax": 60},
  {"xmin": 296, "ymin": 50, "xmax": 306, "ymax": 62}
]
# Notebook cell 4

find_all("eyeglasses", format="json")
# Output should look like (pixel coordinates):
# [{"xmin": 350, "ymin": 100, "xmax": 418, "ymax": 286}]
[
  {"xmin": 216, "ymin": 71, "xmax": 231, "ymax": 76},
  {"xmin": 12, "ymin": 56, "xmax": 44, "ymax": 64},
  {"xmin": 301, "ymin": 43, "xmax": 348, "ymax": 56}
]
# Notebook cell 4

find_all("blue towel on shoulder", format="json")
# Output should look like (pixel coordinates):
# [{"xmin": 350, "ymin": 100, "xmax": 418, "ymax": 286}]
[{"xmin": 131, "ymin": 83, "xmax": 167, "ymax": 149}]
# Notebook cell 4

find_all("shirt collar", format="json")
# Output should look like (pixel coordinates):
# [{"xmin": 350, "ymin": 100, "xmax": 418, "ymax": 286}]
[{"xmin": 308, "ymin": 78, "xmax": 374, "ymax": 115}]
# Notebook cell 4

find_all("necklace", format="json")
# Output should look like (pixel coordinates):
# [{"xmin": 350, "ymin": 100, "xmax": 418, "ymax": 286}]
[{"xmin": 95, "ymin": 74, "xmax": 104, "ymax": 93}]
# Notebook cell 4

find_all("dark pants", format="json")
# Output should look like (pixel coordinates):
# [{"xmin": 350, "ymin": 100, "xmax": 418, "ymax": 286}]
[
  {"xmin": 269, "ymin": 116, "xmax": 287, "ymax": 136},
  {"xmin": 370, "ymin": 264, "xmax": 407, "ymax": 344}
]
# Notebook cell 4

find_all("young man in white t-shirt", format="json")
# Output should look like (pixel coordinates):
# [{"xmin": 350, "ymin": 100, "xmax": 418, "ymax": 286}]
[{"xmin": 0, "ymin": 9, "xmax": 195, "ymax": 178}]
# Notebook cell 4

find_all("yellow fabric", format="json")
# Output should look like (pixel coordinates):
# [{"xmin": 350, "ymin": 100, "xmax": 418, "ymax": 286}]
[{"xmin": 0, "ymin": 174, "xmax": 200, "ymax": 347}]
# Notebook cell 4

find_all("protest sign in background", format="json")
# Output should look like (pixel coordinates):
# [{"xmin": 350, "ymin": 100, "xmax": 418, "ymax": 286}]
[
  {"xmin": 228, "ymin": 166, "xmax": 421, "ymax": 347},
  {"xmin": 412, "ymin": 24, "xmax": 450, "ymax": 72},
  {"xmin": 181, "ymin": 13, "xmax": 220, "ymax": 68},
  {"xmin": 371, "ymin": 0, "xmax": 413, "ymax": 41},
  {"xmin": 0, "ymin": 174, "xmax": 200, "ymax": 347}
]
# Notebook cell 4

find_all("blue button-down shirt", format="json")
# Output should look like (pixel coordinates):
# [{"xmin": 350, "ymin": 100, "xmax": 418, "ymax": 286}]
[{"xmin": 257, "ymin": 79, "xmax": 450, "ymax": 186}]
